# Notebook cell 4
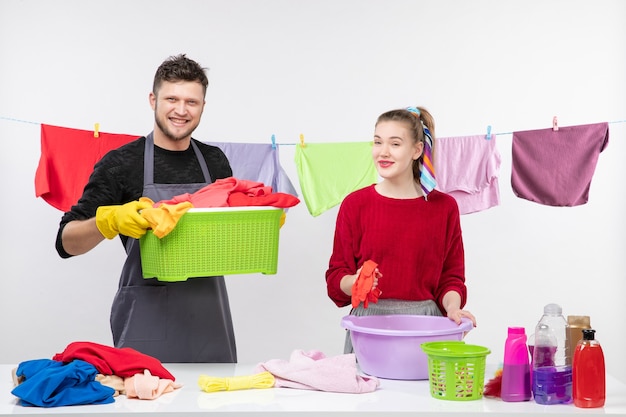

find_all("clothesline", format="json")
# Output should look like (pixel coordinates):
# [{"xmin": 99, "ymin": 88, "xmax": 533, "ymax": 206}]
[
  {"xmin": 0, "ymin": 116, "xmax": 40, "ymax": 125},
  {"xmin": 2, "ymin": 115, "xmax": 625, "ymax": 146},
  {"xmin": 279, "ymin": 119, "xmax": 626, "ymax": 146},
  {"xmin": 32, "ymin": 118, "xmax": 612, "ymax": 216}
]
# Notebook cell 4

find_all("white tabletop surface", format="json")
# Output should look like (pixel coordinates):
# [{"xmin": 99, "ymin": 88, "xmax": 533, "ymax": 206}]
[{"xmin": 2, "ymin": 363, "xmax": 625, "ymax": 416}]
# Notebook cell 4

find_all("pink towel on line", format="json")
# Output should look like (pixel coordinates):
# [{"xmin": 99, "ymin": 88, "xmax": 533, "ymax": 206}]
[
  {"xmin": 254, "ymin": 350, "xmax": 379, "ymax": 393},
  {"xmin": 511, "ymin": 122, "xmax": 609, "ymax": 207},
  {"xmin": 434, "ymin": 135, "xmax": 501, "ymax": 215}
]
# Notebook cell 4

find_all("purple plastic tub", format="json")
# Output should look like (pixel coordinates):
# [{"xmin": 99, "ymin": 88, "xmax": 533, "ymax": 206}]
[{"xmin": 341, "ymin": 314, "xmax": 474, "ymax": 380}]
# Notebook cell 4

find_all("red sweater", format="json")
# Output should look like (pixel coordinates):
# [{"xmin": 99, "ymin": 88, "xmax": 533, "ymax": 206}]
[{"xmin": 325, "ymin": 185, "xmax": 466, "ymax": 313}]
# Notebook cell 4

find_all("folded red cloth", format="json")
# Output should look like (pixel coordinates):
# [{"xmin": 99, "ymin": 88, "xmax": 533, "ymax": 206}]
[
  {"xmin": 156, "ymin": 177, "xmax": 299, "ymax": 209},
  {"xmin": 52, "ymin": 341, "xmax": 175, "ymax": 381},
  {"xmin": 157, "ymin": 177, "xmax": 271, "ymax": 207},
  {"xmin": 227, "ymin": 191, "xmax": 300, "ymax": 208}
]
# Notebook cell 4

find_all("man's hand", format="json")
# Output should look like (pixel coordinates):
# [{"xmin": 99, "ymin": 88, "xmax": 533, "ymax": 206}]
[{"xmin": 95, "ymin": 200, "xmax": 153, "ymax": 239}]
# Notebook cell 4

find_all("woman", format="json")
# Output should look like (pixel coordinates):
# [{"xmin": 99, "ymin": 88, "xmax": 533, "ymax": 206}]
[{"xmin": 325, "ymin": 106, "xmax": 476, "ymax": 353}]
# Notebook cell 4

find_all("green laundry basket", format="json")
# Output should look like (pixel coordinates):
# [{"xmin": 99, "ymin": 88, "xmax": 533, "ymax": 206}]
[
  {"xmin": 140, "ymin": 207, "xmax": 282, "ymax": 281},
  {"xmin": 420, "ymin": 341, "xmax": 491, "ymax": 401}
]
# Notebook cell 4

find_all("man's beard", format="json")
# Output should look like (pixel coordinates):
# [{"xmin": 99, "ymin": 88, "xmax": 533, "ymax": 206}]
[{"xmin": 154, "ymin": 115, "xmax": 196, "ymax": 142}]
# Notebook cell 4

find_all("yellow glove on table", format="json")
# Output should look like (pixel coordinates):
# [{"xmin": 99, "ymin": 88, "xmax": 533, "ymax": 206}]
[
  {"xmin": 96, "ymin": 199, "xmax": 154, "ymax": 239},
  {"xmin": 198, "ymin": 372, "xmax": 275, "ymax": 393}
]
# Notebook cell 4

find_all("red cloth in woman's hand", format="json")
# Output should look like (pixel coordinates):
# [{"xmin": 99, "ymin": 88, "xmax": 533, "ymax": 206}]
[{"xmin": 351, "ymin": 260, "xmax": 382, "ymax": 308}]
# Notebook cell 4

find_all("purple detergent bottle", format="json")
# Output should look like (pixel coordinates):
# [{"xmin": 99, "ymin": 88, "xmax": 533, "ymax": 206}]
[
  {"xmin": 501, "ymin": 326, "xmax": 531, "ymax": 402},
  {"xmin": 532, "ymin": 303, "xmax": 572, "ymax": 405}
]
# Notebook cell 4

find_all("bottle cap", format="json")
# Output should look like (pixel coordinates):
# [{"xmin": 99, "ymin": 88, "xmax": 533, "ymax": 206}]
[
  {"xmin": 508, "ymin": 326, "xmax": 525, "ymax": 335},
  {"xmin": 582, "ymin": 329, "xmax": 596, "ymax": 341},
  {"xmin": 544, "ymin": 303, "xmax": 562, "ymax": 315}
]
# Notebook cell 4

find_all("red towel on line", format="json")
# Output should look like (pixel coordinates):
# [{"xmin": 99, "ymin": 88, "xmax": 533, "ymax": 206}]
[
  {"xmin": 35, "ymin": 124, "xmax": 138, "ymax": 212},
  {"xmin": 52, "ymin": 341, "xmax": 175, "ymax": 381}
]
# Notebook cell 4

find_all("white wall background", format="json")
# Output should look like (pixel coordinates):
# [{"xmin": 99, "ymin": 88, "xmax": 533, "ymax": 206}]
[{"xmin": 1, "ymin": 0, "xmax": 625, "ymax": 382}]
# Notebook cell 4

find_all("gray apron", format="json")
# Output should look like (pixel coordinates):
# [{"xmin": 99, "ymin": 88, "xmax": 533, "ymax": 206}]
[{"xmin": 110, "ymin": 133, "xmax": 237, "ymax": 363}]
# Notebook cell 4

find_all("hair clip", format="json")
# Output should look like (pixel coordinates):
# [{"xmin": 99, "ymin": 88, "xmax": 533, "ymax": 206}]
[{"xmin": 406, "ymin": 106, "xmax": 421, "ymax": 117}]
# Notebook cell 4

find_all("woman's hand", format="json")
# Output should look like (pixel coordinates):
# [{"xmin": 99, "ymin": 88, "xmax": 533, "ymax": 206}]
[
  {"xmin": 442, "ymin": 291, "xmax": 477, "ymax": 327},
  {"xmin": 446, "ymin": 308, "xmax": 477, "ymax": 327},
  {"xmin": 340, "ymin": 271, "xmax": 358, "ymax": 296},
  {"xmin": 340, "ymin": 265, "xmax": 382, "ymax": 296},
  {"xmin": 371, "ymin": 267, "xmax": 382, "ymax": 290}
]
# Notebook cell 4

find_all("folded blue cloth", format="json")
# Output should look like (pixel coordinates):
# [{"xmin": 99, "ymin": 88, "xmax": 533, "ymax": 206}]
[{"xmin": 12, "ymin": 359, "xmax": 115, "ymax": 407}]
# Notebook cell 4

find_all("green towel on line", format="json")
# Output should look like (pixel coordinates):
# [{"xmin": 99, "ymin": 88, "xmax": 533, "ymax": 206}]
[{"xmin": 295, "ymin": 142, "xmax": 377, "ymax": 217}]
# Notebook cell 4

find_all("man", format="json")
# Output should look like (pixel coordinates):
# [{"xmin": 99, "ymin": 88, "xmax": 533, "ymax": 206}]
[{"xmin": 56, "ymin": 54, "xmax": 237, "ymax": 363}]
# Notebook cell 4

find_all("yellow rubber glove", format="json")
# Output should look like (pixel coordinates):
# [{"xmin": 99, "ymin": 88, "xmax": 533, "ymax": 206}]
[{"xmin": 95, "ymin": 199, "xmax": 154, "ymax": 239}]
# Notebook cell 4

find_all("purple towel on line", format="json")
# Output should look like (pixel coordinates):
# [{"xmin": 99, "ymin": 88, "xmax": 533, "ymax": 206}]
[
  {"xmin": 511, "ymin": 122, "xmax": 609, "ymax": 207},
  {"xmin": 206, "ymin": 142, "xmax": 298, "ymax": 197}
]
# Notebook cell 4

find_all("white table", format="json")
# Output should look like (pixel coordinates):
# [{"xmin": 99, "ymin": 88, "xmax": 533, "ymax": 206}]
[{"xmin": 2, "ymin": 363, "xmax": 625, "ymax": 415}]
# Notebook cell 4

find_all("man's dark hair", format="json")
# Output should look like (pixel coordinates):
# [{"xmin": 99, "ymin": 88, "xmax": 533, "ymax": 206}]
[{"xmin": 152, "ymin": 54, "xmax": 209, "ymax": 97}]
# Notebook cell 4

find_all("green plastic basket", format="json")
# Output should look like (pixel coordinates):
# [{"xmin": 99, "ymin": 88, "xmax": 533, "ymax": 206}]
[
  {"xmin": 420, "ymin": 341, "xmax": 491, "ymax": 401},
  {"xmin": 139, "ymin": 207, "xmax": 282, "ymax": 282}
]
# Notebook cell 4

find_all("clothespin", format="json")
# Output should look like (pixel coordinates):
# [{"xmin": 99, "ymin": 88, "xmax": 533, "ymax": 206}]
[
  {"xmin": 299, "ymin": 133, "xmax": 305, "ymax": 148},
  {"xmin": 552, "ymin": 116, "xmax": 558, "ymax": 131},
  {"xmin": 271, "ymin": 134, "xmax": 276, "ymax": 149},
  {"xmin": 485, "ymin": 125, "xmax": 492, "ymax": 140},
  {"xmin": 94, "ymin": 123, "xmax": 100, "ymax": 138}
]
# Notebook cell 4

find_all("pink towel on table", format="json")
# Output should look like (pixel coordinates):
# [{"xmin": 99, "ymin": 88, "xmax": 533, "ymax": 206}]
[
  {"xmin": 511, "ymin": 122, "xmax": 609, "ymax": 206},
  {"xmin": 254, "ymin": 350, "xmax": 379, "ymax": 393},
  {"xmin": 434, "ymin": 135, "xmax": 501, "ymax": 215}
]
